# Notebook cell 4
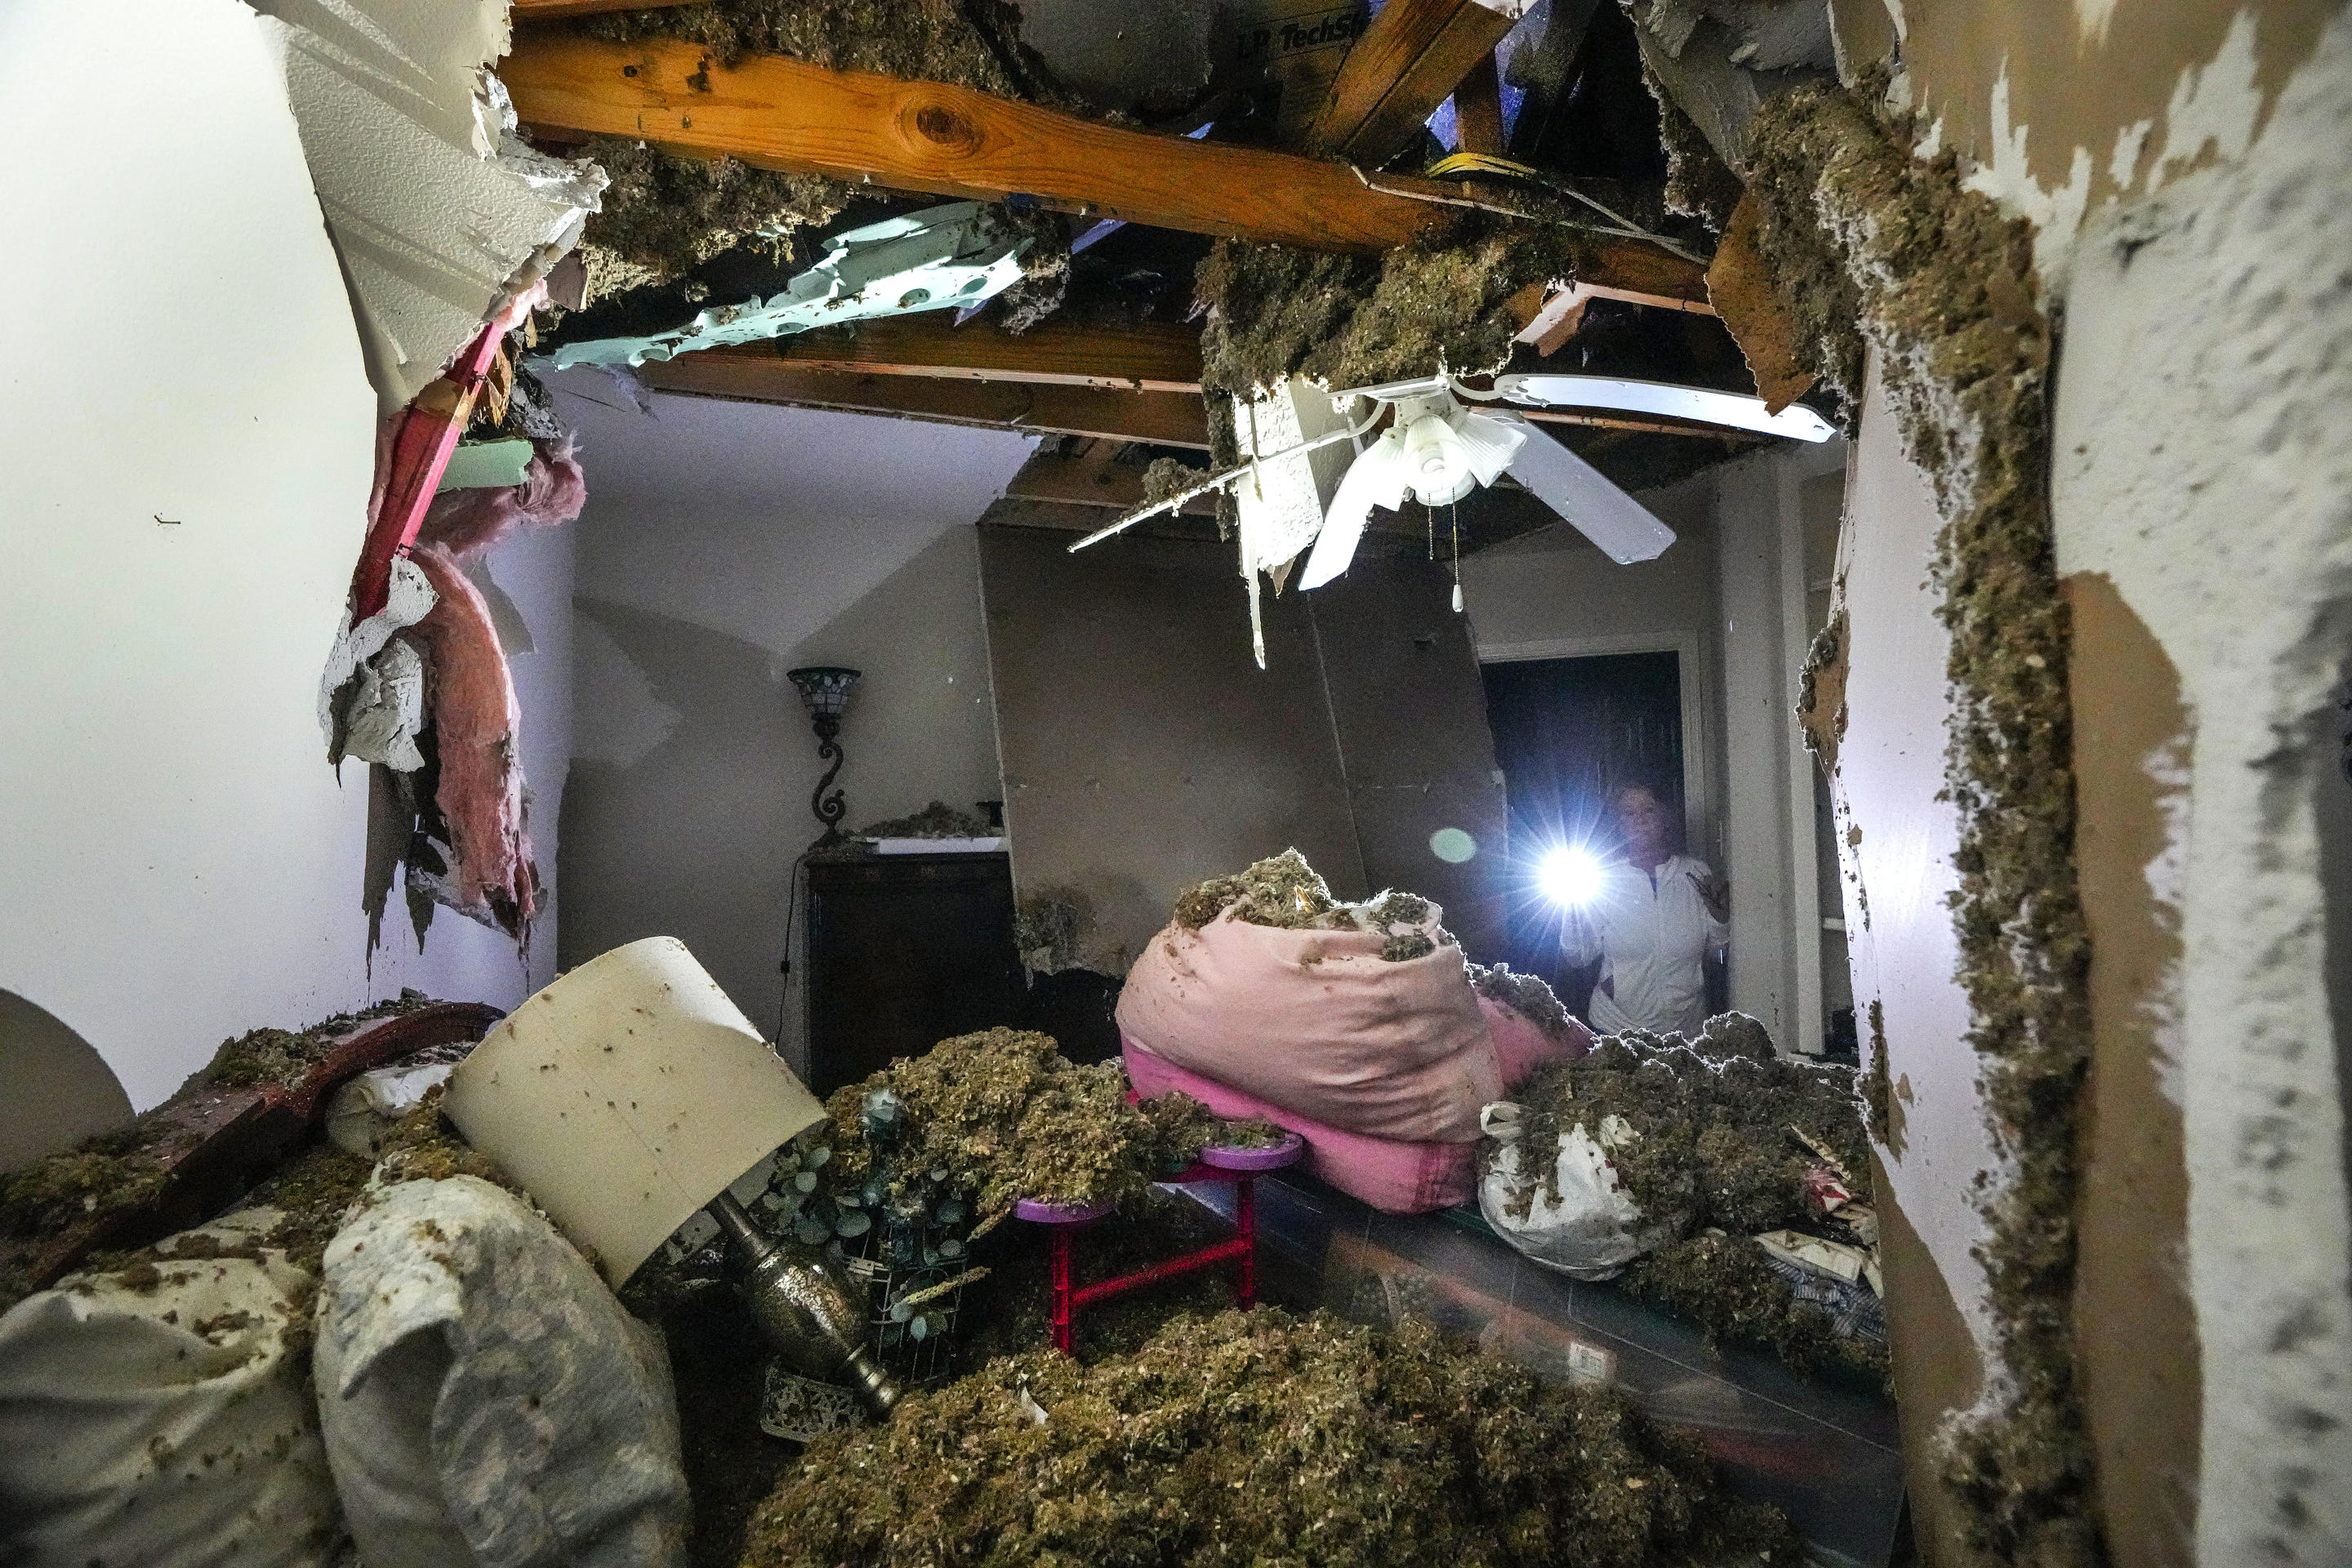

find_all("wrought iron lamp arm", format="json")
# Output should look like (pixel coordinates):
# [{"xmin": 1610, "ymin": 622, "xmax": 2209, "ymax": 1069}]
[{"xmin": 809, "ymin": 713, "xmax": 848, "ymax": 834}]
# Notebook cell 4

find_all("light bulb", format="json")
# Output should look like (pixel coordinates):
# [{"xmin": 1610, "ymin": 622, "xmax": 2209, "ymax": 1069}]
[
  {"xmin": 1401, "ymin": 413, "xmax": 1476, "ymax": 506},
  {"xmin": 1539, "ymin": 847, "xmax": 1606, "ymax": 909}
]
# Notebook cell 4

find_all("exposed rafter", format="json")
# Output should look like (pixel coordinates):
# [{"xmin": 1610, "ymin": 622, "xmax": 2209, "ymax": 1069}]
[
  {"xmin": 633, "ymin": 350, "xmax": 1212, "ymax": 448},
  {"xmin": 501, "ymin": 33, "xmax": 1710, "ymax": 303},
  {"xmin": 502, "ymin": 34, "xmax": 1441, "ymax": 250},
  {"xmin": 770, "ymin": 317, "xmax": 1201, "ymax": 393},
  {"xmin": 1304, "ymin": 0, "xmax": 1524, "ymax": 165}
]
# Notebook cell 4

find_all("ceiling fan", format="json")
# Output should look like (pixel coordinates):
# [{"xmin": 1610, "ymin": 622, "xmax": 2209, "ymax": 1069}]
[{"xmin": 1067, "ymin": 371, "xmax": 1835, "ymax": 665}]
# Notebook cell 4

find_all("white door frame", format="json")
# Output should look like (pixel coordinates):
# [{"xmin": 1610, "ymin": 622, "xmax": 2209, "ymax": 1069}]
[{"xmin": 1476, "ymin": 630, "xmax": 1717, "ymax": 867}]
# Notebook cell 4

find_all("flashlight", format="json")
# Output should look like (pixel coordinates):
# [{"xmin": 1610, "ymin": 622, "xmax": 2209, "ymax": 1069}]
[{"xmin": 1539, "ymin": 847, "xmax": 1605, "ymax": 910}]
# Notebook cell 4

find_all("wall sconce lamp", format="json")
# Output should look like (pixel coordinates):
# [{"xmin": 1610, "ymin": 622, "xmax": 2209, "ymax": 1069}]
[{"xmin": 786, "ymin": 666, "xmax": 862, "ymax": 840}]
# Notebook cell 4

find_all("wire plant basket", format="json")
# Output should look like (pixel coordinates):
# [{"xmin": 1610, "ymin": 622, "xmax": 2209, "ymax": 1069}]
[
  {"xmin": 845, "ymin": 1222, "xmax": 975, "ymax": 1387},
  {"xmin": 759, "ymin": 1108, "xmax": 983, "ymax": 1388}
]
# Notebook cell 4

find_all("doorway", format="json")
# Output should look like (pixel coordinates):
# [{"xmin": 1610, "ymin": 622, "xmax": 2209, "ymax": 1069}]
[{"xmin": 1480, "ymin": 649, "xmax": 1690, "ymax": 1017}]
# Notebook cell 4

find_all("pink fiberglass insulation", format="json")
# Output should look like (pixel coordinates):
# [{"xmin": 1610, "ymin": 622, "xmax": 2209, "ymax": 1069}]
[
  {"xmin": 404, "ymin": 541, "xmax": 537, "ymax": 937},
  {"xmin": 416, "ymin": 435, "xmax": 586, "ymax": 562}
]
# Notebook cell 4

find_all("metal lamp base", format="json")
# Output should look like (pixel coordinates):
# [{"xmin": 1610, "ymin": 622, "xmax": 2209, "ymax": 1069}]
[{"xmin": 708, "ymin": 1191, "xmax": 902, "ymax": 1419}]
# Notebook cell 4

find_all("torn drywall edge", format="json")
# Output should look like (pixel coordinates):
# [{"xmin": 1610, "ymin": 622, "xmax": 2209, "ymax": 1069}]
[
  {"xmin": 251, "ymin": 0, "xmax": 604, "ymax": 414},
  {"xmin": 1749, "ymin": 82, "xmax": 2100, "ymax": 1565},
  {"xmin": 246, "ymin": 0, "xmax": 516, "ymax": 155},
  {"xmin": 2, "ymin": 0, "xmax": 561, "ymax": 1111},
  {"xmin": 1843, "ymin": 2, "xmax": 2333, "ymax": 293}
]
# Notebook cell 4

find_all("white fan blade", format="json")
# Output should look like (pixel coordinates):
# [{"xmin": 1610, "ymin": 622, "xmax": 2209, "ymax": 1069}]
[
  {"xmin": 1493, "ymin": 373, "xmax": 1835, "ymax": 443},
  {"xmin": 1454, "ymin": 409, "xmax": 1529, "ymax": 488},
  {"xmin": 1490, "ymin": 413, "xmax": 1677, "ymax": 564},
  {"xmin": 1299, "ymin": 428, "xmax": 1408, "ymax": 590}
]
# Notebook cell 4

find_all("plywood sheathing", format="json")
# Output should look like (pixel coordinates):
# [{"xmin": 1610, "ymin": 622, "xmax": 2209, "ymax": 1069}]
[
  {"xmin": 1747, "ymin": 82, "xmax": 2100, "ymax": 1566},
  {"xmin": 1704, "ymin": 194, "xmax": 1815, "ymax": 412}
]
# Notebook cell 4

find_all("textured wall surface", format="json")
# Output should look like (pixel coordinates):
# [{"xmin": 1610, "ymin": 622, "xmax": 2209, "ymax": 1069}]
[
  {"xmin": 1830, "ymin": 0, "xmax": 2340, "ymax": 284},
  {"xmin": 2051, "ymin": 18, "xmax": 2352, "ymax": 1557},
  {"xmin": 1815, "ymin": 5, "xmax": 2352, "ymax": 1560}
]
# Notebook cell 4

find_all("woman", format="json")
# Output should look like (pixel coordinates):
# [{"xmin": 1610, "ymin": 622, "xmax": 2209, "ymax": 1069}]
[{"xmin": 1561, "ymin": 780, "xmax": 1728, "ymax": 1037}]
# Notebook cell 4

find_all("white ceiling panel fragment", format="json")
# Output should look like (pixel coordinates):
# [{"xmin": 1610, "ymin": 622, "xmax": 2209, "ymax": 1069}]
[{"xmin": 250, "ymin": 0, "xmax": 605, "ymax": 413}]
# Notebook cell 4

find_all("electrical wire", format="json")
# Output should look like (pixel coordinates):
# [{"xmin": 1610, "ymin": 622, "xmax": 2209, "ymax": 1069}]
[
  {"xmin": 1450, "ymin": 502, "xmax": 1463, "ymax": 612},
  {"xmin": 1413, "ymin": 153, "xmax": 1710, "ymax": 265},
  {"xmin": 773, "ymin": 849, "xmax": 811, "ymax": 1046}
]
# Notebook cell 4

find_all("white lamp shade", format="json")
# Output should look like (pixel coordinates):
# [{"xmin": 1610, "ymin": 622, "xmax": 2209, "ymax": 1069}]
[{"xmin": 443, "ymin": 937, "xmax": 827, "ymax": 1287}]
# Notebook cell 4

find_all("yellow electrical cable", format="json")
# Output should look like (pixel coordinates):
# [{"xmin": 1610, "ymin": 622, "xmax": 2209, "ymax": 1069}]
[{"xmin": 1423, "ymin": 151, "xmax": 1545, "ymax": 183}]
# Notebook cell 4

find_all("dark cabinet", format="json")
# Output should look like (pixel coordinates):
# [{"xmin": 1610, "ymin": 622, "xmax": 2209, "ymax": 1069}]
[{"xmin": 804, "ymin": 852, "xmax": 1024, "ymax": 1097}]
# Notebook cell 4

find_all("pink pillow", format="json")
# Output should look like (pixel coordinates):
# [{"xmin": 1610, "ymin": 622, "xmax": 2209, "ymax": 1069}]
[
  {"xmin": 1125, "ymin": 1040, "xmax": 1475, "ymax": 1214},
  {"xmin": 1479, "ymin": 995, "xmax": 1592, "ymax": 1089},
  {"xmin": 1116, "ymin": 918, "xmax": 1500, "ymax": 1145}
]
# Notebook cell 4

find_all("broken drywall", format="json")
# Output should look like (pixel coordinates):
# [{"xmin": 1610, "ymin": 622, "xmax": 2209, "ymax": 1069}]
[
  {"xmin": 2050, "ymin": 18, "xmax": 2352, "ymax": 1560},
  {"xmin": 0, "ymin": 0, "xmax": 568, "ymax": 1112},
  {"xmin": 541, "ymin": 203, "xmax": 1036, "ymax": 370},
  {"xmin": 1824, "ymin": 357, "xmax": 2007, "ymax": 1566},
  {"xmin": 248, "ymin": 0, "xmax": 605, "ymax": 413},
  {"xmin": 1748, "ymin": 79, "xmax": 2100, "ymax": 1564},
  {"xmin": 1623, "ymin": 0, "xmax": 1836, "ymax": 173},
  {"xmin": 977, "ymin": 517, "xmax": 1367, "ymax": 974}
]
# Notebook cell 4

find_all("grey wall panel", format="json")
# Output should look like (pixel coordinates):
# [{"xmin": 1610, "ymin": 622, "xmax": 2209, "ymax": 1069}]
[
  {"xmin": 978, "ymin": 519, "xmax": 1365, "ymax": 973},
  {"xmin": 1304, "ymin": 559, "xmax": 1510, "ymax": 961}
]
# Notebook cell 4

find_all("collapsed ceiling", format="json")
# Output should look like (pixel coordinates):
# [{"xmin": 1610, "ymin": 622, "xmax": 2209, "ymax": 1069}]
[{"xmin": 520, "ymin": 0, "xmax": 1817, "ymax": 512}]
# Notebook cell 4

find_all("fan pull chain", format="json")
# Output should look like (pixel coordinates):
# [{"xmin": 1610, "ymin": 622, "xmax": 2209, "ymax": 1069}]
[
  {"xmin": 1425, "ymin": 500, "xmax": 1435, "ymax": 560},
  {"xmin": 1450, "ymin": 503, "xmax": 1463, "ymax": 612},
  {"xmin": 1245, "ymin": 401, "xmax": 1266, "ymax": 501}
]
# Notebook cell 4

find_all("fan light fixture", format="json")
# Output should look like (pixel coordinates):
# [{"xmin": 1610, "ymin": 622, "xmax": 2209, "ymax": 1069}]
[
  {"xmin": 1068, "ymin": 370, "xmax": 1836, "ymax": 666},
  {"xmin": 1298, "ymin": 390, "xmax": 1528, "ymax": 592}
]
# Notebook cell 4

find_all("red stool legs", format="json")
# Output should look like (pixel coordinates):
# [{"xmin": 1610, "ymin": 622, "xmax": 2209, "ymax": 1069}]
[
  {"xmin": 1049, "ymin": 1224, "xmax": 1076, "ymax": 1355},
  {"xmin": 1237, "ymin": 1175, "xmax": 1258, "ymax": 1309}
]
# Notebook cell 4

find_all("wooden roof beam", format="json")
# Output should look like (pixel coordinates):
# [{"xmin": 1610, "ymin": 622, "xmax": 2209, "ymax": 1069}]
[
  {"xmin": 503, "ymin": 33, "xmax": 1442, "ymax": 251},
  {"xmin": 1305, "ymin": 0, "xmax": 1526, "ymax": 166},
  {"xmin": 631, "ymin": 351, "xmax": 1211, "ymax": 448},
  {"xmin": 509, "ymin": 0, "xmax": 698, "ymax": 17},
  {"xmin": 501, "ymin": 33, "xmax": 1709, "ymax": 303},
  {"xmin": 769, "ymin": 316, "xmax": 1202, "ymax": 393}
]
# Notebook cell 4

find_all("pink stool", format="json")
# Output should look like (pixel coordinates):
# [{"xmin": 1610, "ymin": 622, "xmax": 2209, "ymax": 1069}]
[{"xmin": 1014, "ymin": 1133, "xmax": 1305, "ymax": 1356}]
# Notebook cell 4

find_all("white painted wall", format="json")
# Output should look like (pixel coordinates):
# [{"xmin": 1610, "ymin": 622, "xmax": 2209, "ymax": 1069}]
[
  {"xmin": 2050, "ymin": 23, "xmax": 2352, "ymax": 1555},
  {"xmin": 0, "ymin": 0, "xmax": 568, "ymax": 1112},
  {"xmin": 552, "ymin": 380, "xmax": 1036, "ymax": 1073},
  {"xmin": 1829, "ymin": 357, "xmax": 1998, "ymax": 1352}
]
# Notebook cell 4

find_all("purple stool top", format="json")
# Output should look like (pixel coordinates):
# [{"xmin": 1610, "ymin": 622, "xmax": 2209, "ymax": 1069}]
[
  {"xmin": 1013, "ymin": 1195, "xmax": 1115, "ymax": 1224},
  {"xmin": 1199, "ymin": 1130, "xmax": 1306, "ymax": 1173}
]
